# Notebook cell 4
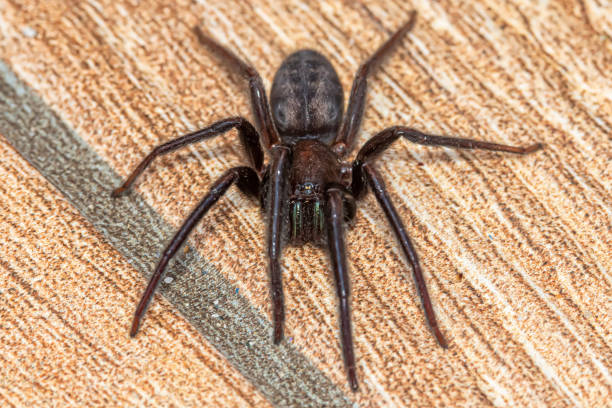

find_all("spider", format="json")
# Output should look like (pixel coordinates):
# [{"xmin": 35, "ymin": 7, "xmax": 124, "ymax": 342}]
[{"xmin": 112, "ymin": 11, "xmax": 542, "ymax": 391}]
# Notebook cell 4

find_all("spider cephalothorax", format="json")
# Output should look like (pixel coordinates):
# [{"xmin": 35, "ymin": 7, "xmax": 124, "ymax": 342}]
[{"xmin": 112, "ymin": 11, "xmax": 542, "ymax": 391}]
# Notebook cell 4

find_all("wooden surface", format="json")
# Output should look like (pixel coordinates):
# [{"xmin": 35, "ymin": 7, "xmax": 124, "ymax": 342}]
[{"xmin": 0, "ymin": 0, "xmax": 610, "ymax": 407}]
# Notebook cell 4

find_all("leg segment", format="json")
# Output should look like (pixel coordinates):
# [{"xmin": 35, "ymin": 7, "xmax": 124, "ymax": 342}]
[
  {"xmin": 333, "ymin": 11, "xmax": 417, "ymax": 156},
  {"xmin": 356, "ymin": 126, "xmax": 543, "ymax": 166},
  {"xmin": 361, "ymin": 163, "xmax": 447, "ymax": 348},
  {"xmin": 130, "ymin": 166, "xmax": 260, "ymax": 336},
  {"xmin": 326, "ymin": 187, "xmax": 359, "ymax": 391},
  {"xmin": 194, "ymin": 27, "xmax": 280, "ymax": 148},
  {"xmin": 112, "ymin": 117, "xmax": 264, "ymax": 197},
  {"xmin": 266, "ymin": 146, "xmax": 291, "ymax": 344},
  {"xmin": 352, "ymin": 126, "xmax": 542, "ymax": 197}
]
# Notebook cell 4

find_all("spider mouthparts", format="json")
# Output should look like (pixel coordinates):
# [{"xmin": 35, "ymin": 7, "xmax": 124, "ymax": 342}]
[{"xmin": 290, "ymin": 198, "xmax": 325, "ymax": 243}]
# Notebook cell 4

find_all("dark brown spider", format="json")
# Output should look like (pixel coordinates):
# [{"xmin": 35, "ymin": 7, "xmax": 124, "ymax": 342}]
[{"xmin": 112, "ymin": 11, "xmax": 542, "ymax": 391}]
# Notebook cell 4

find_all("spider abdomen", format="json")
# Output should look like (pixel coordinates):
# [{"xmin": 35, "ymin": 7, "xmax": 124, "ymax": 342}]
[{"xmin": 270, "ymin": 49, "xmax": 344, "ymax": 145}]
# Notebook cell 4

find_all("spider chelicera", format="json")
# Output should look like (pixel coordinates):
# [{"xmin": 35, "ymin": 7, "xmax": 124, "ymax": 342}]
[{"xmin": 112, "ymin": 11, "xmax": 542, "ymax": 391}]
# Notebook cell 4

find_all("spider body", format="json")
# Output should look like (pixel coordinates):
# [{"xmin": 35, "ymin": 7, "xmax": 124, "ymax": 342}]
[
  {"xmin": 271, "ymin": 50, "xmax": 352, "ymax": 243},
  {"xmin": 112, "ymin": 11, "xmax": 542, "ymax": 392}
]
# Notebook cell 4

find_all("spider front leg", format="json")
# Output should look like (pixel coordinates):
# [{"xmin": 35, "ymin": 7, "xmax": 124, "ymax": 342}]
[
  {"xmin": 111, "ymin": 117, "xmax": 264, "ymax": 197},
  {"xmin": 129, "ymin": 167, "xmax": 260, "ymax": 336},
  {"xmin": 326, "ymin": 187, "xmax": 359, "ymax": 391},
  {"xmin": 351, "ymin": 126, "xmax": 543, "ymax": 348},
  {"xmin": 266, "ymin": 145, "xmax": 291, "ymax": 344},
  {"xmin": 354, "ymin": 126, "xmax": 542, "ymax": 167},
  {"xmin": 357, "ymin": 163, "xmax": 447, "ymax": 349}
]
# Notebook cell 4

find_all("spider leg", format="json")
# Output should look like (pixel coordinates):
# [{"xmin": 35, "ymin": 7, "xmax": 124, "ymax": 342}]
[
  {"xmin": 350, "ymin": 127, "xmax": 542, "ymax": 347},
  {"xmin": 194, "ymin": 26, "xmax": 280, "ymax": 148},
  {"xmin": 354, "ymin": 126, "xmax": 542, "ymax": 177},
  {"xmin": 326, "ymin": 187, "xmax": 359, "ymax": 391},
  {"xmin": 333, "ymin": 11, "xmax": 417, "ymax": 156},
  {"xmin": 359, "ymin": 163, "xmax": 448, "ymax": 349},
  {"xmin": 130, "ymin": 166, "xmax": 260, "ymax": 337},
  {"xmin": 266, "ymin": 146, "xmax": 291, "ymax": 344},
  {"xmin": 112, "ymin": 117, "xmax": 264, "ymax": 197}
]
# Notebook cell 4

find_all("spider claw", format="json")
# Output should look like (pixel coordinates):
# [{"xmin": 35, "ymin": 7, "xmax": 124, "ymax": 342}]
[
  {"xmin": 435, "ymin": 328, "xmax": 449, "ymax": 349},
  {"xmin": 428, "ymin": 319, "xmax": 449, "ymax": 349},
  {"xmin": 273, "ymin": 322, "xmax": 283, "ymax": 344},
  {"xmin": 348, "ymin": 367, "xmax": 359, "ymax": 392},
  {"xmin": 129, "ymin": 317, "xmax": 140, "ymax": 337},
  {"xmin": 111, "ymin": 186, "xmax": 128, "ymax": 198},
  {"xmin": 526, "ymin": 142, "xmax": 545, "ymax": 153}
]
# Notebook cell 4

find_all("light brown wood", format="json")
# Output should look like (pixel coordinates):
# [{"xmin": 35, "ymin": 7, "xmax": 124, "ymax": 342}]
[
  {"xmin": 0, "ymin": 0, "xmax": 610, "ymax": 406},
  {"xmin": 0, "ymin": 137, "xmax": 271, "ymax": 407}
]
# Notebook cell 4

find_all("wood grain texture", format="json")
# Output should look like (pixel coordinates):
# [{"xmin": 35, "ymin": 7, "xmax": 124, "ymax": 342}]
[
  {"xmin": 0, "ymin": 137, "xmax": 271, "ymax": 407},
  {"xmin": 0, "ymin": 0, "xmax": 610, "ymax": 407}
]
